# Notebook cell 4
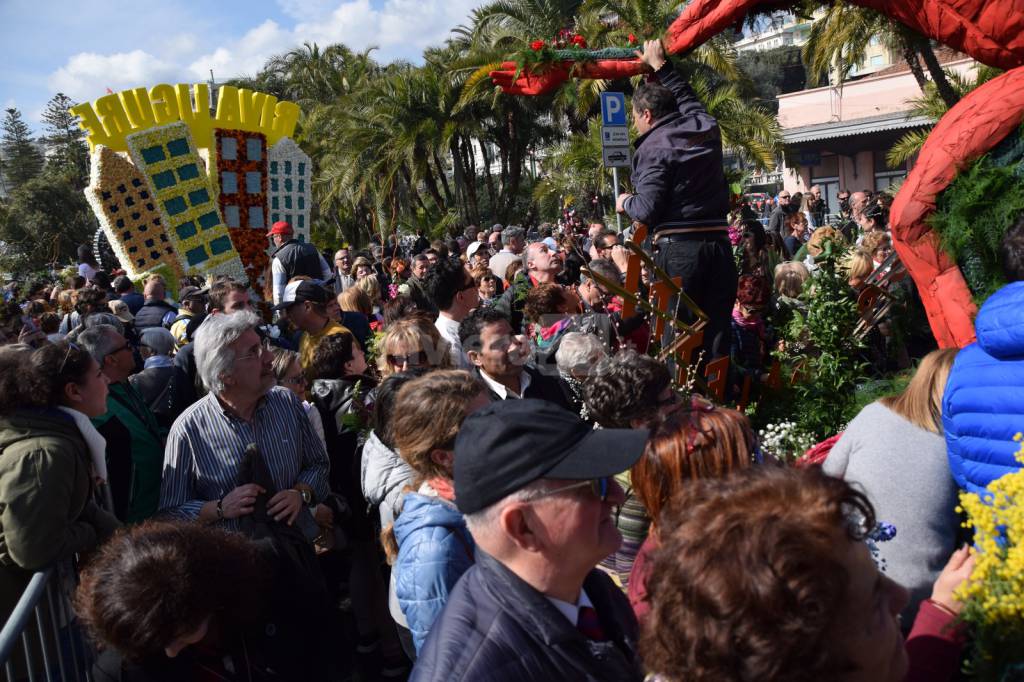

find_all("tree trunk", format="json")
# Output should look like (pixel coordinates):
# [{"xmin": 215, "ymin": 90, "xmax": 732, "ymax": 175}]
[
  {"xmin": 432, "ymin": 150, "xmax": 454, "ymax": 204},
  {"xmin": 480, "ymin": 141, "xmax": 498, "ymax": 216},
  {"xmin": 898, "ymin": 39, "xmax": 930, "ymax": 92},
  {"xmin": 400, "ymin": 164, "xmax": 430, "ymax": 215},
  {"xmin": 420, "ymin": 162, "xmax": 446, "ymax": 212},
  {"xmin": 916, "ymin": 41, "xmax": 960, "ymax": 108}
]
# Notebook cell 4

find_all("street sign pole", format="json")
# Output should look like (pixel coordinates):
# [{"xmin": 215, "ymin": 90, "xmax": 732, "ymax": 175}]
[
  {"xmin": 600, "ymin": 92, "xmax": 630, "ymax": 233},
  {"xmin": 611, "ymin": 166, "xmax": 622, "ymax": 232}
]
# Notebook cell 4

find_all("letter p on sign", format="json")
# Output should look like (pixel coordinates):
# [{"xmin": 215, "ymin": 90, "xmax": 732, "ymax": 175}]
[{"xmin": 601, "ymin": 92, "xmax": 627, "ymax": 127}]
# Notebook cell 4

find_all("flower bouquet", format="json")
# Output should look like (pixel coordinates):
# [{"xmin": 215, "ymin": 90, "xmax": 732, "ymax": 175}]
[{"xmin": 955, "ymin": 434, "xmax": 1024, "ymax": 680}]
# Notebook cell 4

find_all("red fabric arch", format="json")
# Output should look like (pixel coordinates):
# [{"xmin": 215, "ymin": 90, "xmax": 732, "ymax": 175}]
[{"xmin": 889, "ymin": 67, "xmax": 1024, "ymax": 347}]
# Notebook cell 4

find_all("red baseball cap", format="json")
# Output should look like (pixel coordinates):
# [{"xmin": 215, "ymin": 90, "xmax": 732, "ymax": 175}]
[{"xmin": 267, "ymin": 221, "xmax": 293, "ymax": 237}]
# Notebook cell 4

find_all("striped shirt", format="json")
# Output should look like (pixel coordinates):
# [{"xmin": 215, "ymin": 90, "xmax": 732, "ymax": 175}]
[{"xmin": 159, "ymin": 386, "xmax": 330, "ymax": 530}]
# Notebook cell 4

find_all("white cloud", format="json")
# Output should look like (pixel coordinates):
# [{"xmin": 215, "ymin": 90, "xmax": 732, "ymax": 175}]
[
  {"xmin": 42, "ymin": 0, "xmax": 483, "ymax": 107},
  {"xmin": 187, "ymin": 19, "xmax": 290, "ymax": 81},
  {"xmin": 47, "ymin": 50, "xmax": 181, "ymax": 102}
]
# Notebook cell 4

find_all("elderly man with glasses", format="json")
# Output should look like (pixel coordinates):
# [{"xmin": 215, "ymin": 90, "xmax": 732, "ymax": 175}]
[
  {"xmin": 159, "ymin": 310, "xmax": 329, "ymax": 529},
  {"xmin": 410, "ymin": 400, "xmax": 648, "ymax": 682},
  {"xmin": 768, "ymin": 190, "xmax": 793, "ymax": 235},
  {"xmin": 79, "ymin": 324, "xmax": 166, "ymax": 523}
]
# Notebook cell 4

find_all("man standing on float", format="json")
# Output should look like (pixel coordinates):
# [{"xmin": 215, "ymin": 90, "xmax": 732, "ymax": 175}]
[{"xmin": 616, "ymin": 40, "xmax": 737, "ymax": 361}]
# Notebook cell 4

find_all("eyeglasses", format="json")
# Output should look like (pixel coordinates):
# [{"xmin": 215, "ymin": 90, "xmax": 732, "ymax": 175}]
[
  {"xmin": 236, "ymin": 338, "xmax": 272, "ymax": 362},
  {"xmin": 531, "ymin": 477, "xmax": 610, "ymax": 503},
  {"xmin": 387, "ymin": 350, "xmax": 427, "ymax": 368},
  {"xmin": 59, "ymin": 342, "xmax": 80, "ymax": 375}
]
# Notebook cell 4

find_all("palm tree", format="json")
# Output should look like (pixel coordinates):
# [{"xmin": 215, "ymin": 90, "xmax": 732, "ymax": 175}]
[
  {"xmin": 886, "ymin": 65, "xmax": 1003, "ymax": 167},
  {"xmin": 803, "ymin": 1, "xmax": 960, "ymax": 108}
]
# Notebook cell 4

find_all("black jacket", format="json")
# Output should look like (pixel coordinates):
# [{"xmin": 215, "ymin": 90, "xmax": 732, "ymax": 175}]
[
  {"xmin": 129, "ymin": 364, "xmax": 196, "ymax": 429},
  {"xmin": 410, "ymin": 550, "xmax": 643, "ymax": 682},
  {"xmin": 272, "ymin": 239, "xmax": 323, "ymax": 282},
  {"xmin": 473, "ymin": 365, "xmax": 572, "ymax": 411},
  {"xmin": 311, "ymin": 375, "xmax": 377, "ymax": 541},
  {"xmin": 133, "ymin": 299, "xmax": 177, "ymax": 330},
  {"xmin": 623, "ymin": 62, "xmax": 729, "ymax": 233}
]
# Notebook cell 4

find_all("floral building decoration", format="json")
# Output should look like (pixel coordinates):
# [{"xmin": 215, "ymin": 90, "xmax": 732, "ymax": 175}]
[
  {"xmin": 76, "ymin": 83, "xmax": 309, "ymax": 291},
  {"xmin": 85, "ymin": 145, "xmax": 185, "ymax": 281},
  {"xmin": 125, "ymin": 122, "xmax": 246, "ymax": 280},
  {"xmin": 268, "ymin": 138, "xmax": 312, "ymax": 244},
  {"xmin": 214, "ymin": 128, "xmax": 270, "ymax": 286}
]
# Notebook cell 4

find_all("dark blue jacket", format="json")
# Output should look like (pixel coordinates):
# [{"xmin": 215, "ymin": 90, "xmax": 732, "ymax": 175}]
[
  {"xmin": 410, "ymin": 550, "xmax": 642, "ymax": 682},
  {"xmin": 133, "ymin": 299, "xmax": 177, "ymax": 330},
  {"xmin": 393, "ymin": 493, "xmax": 475, "ymax": 653},
  {"xmin": 623, "ymin": 63, "xmax": 729, "ymax": 233},
  {"xmin": 943, "ymin": 281, "xmax": 1024, "ymax": 496}
]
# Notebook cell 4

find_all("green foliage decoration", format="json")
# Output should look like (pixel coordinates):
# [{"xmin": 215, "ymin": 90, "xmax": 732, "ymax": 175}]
[
  {"xmin": 927, "ymin": 126, "xmax": 1024, "ymax": 301},
  {"xmin": 770, "ymin": 242, "xmax": 866, "ymax": 441}
]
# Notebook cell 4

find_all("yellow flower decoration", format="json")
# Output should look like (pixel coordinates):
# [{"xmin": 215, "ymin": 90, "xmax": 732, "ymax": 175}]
[{"xmin": 955, "ymin": 433, "xmax": 1024, "ymax": 679}]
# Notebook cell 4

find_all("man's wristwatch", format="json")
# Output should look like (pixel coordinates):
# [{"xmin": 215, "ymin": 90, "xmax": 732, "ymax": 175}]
[
  {"xmin": 294, "ymin": 488, "xmax": 313, "ymax": 506},
  {"xmin": 216, "ymin": 497, "xmax": 225, "ymax": 521}
]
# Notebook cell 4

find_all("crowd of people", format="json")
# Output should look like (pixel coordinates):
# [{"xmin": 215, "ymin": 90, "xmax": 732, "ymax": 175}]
[
  {"xmin": 0, "ymin": 199, "xmax": 1018, "ymax": 680},
  {"xmin": 2, "ymin": 38, "xmax": 1021, "ymax": 682}
]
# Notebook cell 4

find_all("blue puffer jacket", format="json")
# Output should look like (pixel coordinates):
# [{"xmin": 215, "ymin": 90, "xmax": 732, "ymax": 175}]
[
  {"xmin": 944, "ymin": 281, "xmax": 1024, "ymax": 496},
  {"xmin": 393, "ymin": 492, "xmax": 475, "ymax": 653}
]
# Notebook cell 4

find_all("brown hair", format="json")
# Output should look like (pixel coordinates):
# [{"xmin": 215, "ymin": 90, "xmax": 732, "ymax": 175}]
[
  {"xmin": 632, "ymin": 398, "xmax": 755, "ymax": 526},
  {"xmin": 879, "ymin": 348, "xmax": 957, "ymax": 434},
  {"xmin": 207, "ymin": 279, "xmax": 248, "ymax": 312},
  {"xmin": 350, "ymin": 256, "xmax": 373, "ymax": 279},
  {"xmin": 773, "ymin": 261, "xmax": 809, "ymax": 298},
  {"xmin": 381, "ymin": 370, "xmax": 483, "ymax": 561},
  {"xmin": 641, "ymin": 466, "xmax": 876, "ymax": 681},
  {"xmin": 338, "ymin": 288, "xmax": 372, "ymax": 316},
  {"xmin": 861, "ymin": 231, "xmax": 891, "ymax": 257},
  {"xmin": 75, "ymin": 521, "xmax": 269, "ymax": 661},
  {"xmin": 504, "ymin": 259, "xmax": 523, "ymax": 283},
  {"xmin": 785, "ymin": 211, "xmax": 807, "ymax": 235},
  {"xmin": 524, "ymin": 283, "xmax": 569, "ymax": 324},
  {"xmin": 57, "ymin": 289, "xmax": 77, "ymax": 315},
  {"xmin": 391, "ymin": 370, "xmax": 483, "ymax": 481},
  {"xmin": 807, "ymin": 226, "xmax": 843, "ymax": 257}
]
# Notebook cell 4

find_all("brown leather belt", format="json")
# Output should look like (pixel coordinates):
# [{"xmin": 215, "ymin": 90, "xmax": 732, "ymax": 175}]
[{"xmin": 654, "ymin": 226, "xmax": 730, "ymax": 241}]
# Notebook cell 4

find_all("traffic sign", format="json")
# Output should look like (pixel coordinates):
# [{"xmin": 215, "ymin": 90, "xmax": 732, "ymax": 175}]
[
  {"xmin": 600, "ymin": 92, "xmax": 627, "ymax": 127},
  {"xmin": 602, "ymin": 146, "xmax": 632, "ymax": 168},
  {"xmin": 601, "ymin": 126, "xmax": 629, "ymax": 145}
]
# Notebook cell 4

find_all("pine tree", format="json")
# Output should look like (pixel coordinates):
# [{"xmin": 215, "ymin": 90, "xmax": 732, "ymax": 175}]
[
  {"xmin": 41, "ymin": 93, "xmax": 89, "ymax": 186},
  {"xmin": 1, "ymin": 108, "xmax": 44, "ymax": 191}
]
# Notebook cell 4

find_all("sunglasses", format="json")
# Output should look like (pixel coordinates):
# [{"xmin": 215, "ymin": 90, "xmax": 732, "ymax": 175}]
[
  {"xmin": 59, "ymin": 342, "xmax": 81, "ymax": 375},
  {"xmin": 532, "ymin": 477, "xmax": 610, "ymax": 503},
  {"xmin": 387, "ymin": 350, "xmax": 427, "ymax": 368},
  {"xmin": 280, "ymin": 374, "xmax": 306, "ymax": 386}
]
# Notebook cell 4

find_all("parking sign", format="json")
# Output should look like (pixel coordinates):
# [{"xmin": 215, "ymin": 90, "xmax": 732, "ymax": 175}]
[{"xmin": 600, "ymin": 92, "xmax": 627, "ymax": 127}]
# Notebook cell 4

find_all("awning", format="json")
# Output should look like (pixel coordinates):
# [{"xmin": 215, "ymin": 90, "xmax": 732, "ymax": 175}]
[{"xmin": 783, "ymin": 113, "xmax": 935, "ymax": 144}]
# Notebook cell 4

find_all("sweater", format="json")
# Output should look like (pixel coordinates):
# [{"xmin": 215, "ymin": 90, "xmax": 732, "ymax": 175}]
[{"xmin": 822, "ymin": 402, "xmax": 959, "ymax": 622}]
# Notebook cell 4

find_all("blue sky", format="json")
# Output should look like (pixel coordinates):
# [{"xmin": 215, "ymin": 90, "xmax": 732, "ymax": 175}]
[{"xmin": 0, "ymin": 0, "xmax": 480, "ymax": 131}]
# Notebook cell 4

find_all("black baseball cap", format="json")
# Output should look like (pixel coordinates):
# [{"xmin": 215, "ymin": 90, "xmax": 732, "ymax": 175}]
[
  {"xmin": 273, "ymin": 280, "xmax": 330, "ymax": 310},
  {"xmin": 453, "ymin": 399, "xmax": 648, "ymax": 514}
]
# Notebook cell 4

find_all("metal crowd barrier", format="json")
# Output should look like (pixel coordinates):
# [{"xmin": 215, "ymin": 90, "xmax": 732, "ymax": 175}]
[
  {"xmin": 0, "ymin": 481, "xmax": 114, "ymax": 681},
  {"xmin": 0, "ymin": 562, "xmax": 94, "ymax": 682}
]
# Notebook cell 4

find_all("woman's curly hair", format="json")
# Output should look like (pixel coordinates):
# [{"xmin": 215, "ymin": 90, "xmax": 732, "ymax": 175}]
[
  {"xmin": 524, "ymin": 283, "xmax": 569, "ymax": 325},
  {"xmin": 75, "ymin": 521, "xmax": 270, "ymax": 661},
  {"xmin": 641, "ymin": 466, "xmax": 876, "ymax": 682},
  {"xmin": 582, "ymin": 349, "xmax": 671, "ymax": 429}
]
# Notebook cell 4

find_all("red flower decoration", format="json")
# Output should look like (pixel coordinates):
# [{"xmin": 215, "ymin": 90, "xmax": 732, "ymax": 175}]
[
  {"xmin": 628, "ymin": 33, "xmax": 637, "ymax": 44},
  {"xmin": 571, "ymin": 35, "xmax": 586, "ymax": 47},
  {"xmin": 531, "ymin": 40, "xmax": 545, "ymax": 50}
]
